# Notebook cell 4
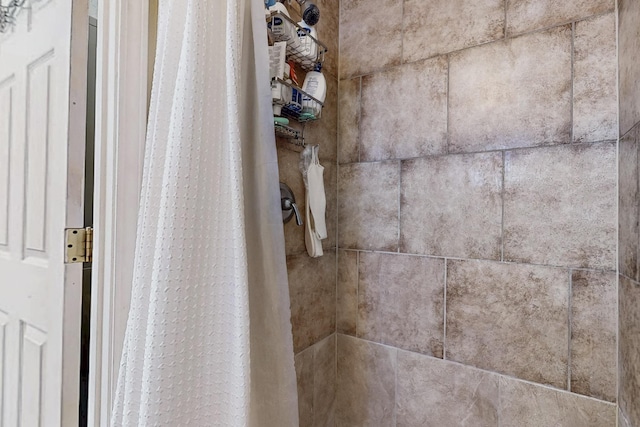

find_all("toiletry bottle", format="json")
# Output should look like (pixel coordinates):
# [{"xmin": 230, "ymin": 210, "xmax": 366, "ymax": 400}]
[
  {"xmin": 268, "ymin": 2, "xmax": 300, "ymax": 51},
  {"xmin": 297, "ymin": 20, "xmax": 318, "ymax": 62},
  {"xmin": 268, "ymin": 2, "xmax": 290, "ymax": 37},
  {"xmin": 269, "ymin": 42, "xmax": 288, "ymax": 115},
  {"xmin": 301, "ymin": 63, "xmax": 326, "ymax": 117}
]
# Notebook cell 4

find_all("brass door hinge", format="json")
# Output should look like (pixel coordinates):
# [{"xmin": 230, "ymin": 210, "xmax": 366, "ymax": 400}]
[{"xmin": 65, "ymin": 227, "xmax": 93, "ymax": 263}]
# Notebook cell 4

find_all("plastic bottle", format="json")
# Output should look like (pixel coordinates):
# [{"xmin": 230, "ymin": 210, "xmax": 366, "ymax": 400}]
[
  {"xmin": 301, "ymin": 63, "xmax": 326, "ymax": 118},
  {"xmin": 268, "ymin": 2, "xmax": 300, "ymax": 50},
  {"xmin": 297, "ymin": 20, "xmax": 318, "ymax": 62}
]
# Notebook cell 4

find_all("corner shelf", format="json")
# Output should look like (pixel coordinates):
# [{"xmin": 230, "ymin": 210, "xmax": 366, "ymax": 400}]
[
  {"xmin": 274, "ymin": 122, "xmax": 303, "ymax": 142},
  {"xmin": 267, "ymin": 10, "xmax": 328, "ymax": 71},
  {"xmin": 272, "ymin": 77, "xmax": 323, "ymax": 123}
]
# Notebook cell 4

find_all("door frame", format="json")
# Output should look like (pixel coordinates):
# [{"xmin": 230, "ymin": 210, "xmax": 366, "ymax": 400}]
[{"xmin": 88, "ymin": 0, "xmax": 150, "ymax": 425}]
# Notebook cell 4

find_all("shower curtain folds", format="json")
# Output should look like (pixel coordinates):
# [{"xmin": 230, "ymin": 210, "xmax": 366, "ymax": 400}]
[{"xmin": 110, "ymin": 0, "xmax": 299, "ymax": 425}]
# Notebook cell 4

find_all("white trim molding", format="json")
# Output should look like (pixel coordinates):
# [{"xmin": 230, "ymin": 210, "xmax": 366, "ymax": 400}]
[{"xmin": 88, "ymin": 0, "xmax": 149, "ymax": 425}]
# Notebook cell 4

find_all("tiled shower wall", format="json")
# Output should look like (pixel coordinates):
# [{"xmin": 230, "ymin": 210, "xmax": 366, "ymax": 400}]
[
  {"xmin": 337, "ymin": 0, "xmax": 619, "ymax": 425},
  {"xmin": 618, "ymin": 0, "xmax": 640, "ymax": 426},
  {"xmin": 276, "ymin": 1, "xmax": 339, "ymax": 426}
]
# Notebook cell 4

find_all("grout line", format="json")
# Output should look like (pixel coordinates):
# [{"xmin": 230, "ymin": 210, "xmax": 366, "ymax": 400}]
[
  {"xmin": 335, "ymin": 249, "xmax": 616, "ymax": 273},
  {"xmin": 337, "ymin": 0, "xmax": 341, "ymax": 82},
  {"xmin": 355, "ymin": 250, "xmax": 360, "ymax": 338},
  {"xmin": 498, "ymin": 373, "xmax": 503, "ymax": 427},
  {"xmin": 446, "ymin": 55, "xmax": 451, "ymax": 154},
  {"xmin": 619, "ymin": 271, "xmax": 640, "ymax": 284},
  {"xmin": 393, "ymin": 347, "xmax": 398, "ymax": 427},
  {"xmin": 636, "ymin": 120, "xmax": 640, "ymax": 285},
  {"xmin": 400, "ymin": 0, "xmax": 406, "ymax": 64},
  {"xmin": 503, "ymin": 0, "xmax": 508, "ymax": 40},
  {"xmin": 443, "ymin": 259, "xmax": 448, "ymax": 360},
  {"xmin": 336, "ymin": 6, "xmax": 346, "ymax": 297},
  {"xmin": 340, "ymin": 9, "xmax": 614, "ymax": 82},
  {"xmin": 335, "ymin": 139, "xmax": 618, "ymax": 166},
  {"xmin": 507, "ymin": 8, "xmax": 615, "ymax": 39},
  {"xmin": 335, "ymin": 222, "xmax": 339, "ymax": 338},
  {"xmin": 334, "ymin": 332, "xmax": 338, "ymax": 410},
  {"xmin": 349, "ymin": 336, "xmax": 617, "ymax": 406},
  {"xmin": 357, "ymin": 76, "xmax": 362, "ymax": 163},
  {"xmin": 570, "ymin": 21, "xmax": 576, "ymax": 143},
  {"xmin": 311, "ymin": 339, "xmax": 316, "ymax": 424},
  {"xmin": 397, "ymin": 161, "xmax": 402, "ymax": 253},
  {"xmin": 615, "ymin": 0, "xmax": 621, "ymax": 412},
  {"xmin": 567, "ymin": 269, "xmax": 573, "ymax": 392},
  {"xmin": 501, "ymin": 151, "xmax": 506, "ymax": 262}
]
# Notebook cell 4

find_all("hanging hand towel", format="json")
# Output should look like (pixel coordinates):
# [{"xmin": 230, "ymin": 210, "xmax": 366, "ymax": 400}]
[
  {"xmin": 305, "ymin": 191, "xmax": 323, "ymax": 257},
  {"xmin": 307, "ymin": 145, "xmax": 327, "ymax": 239},
  {"xmin": 304, "ymin": 145, "xmax": 326, "ymax": 257}
]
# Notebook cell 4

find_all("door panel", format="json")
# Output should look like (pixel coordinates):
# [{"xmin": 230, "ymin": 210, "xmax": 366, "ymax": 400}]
[
  {"xmin": 0, "ymin": 0, "xmax": 87, "ymax": 426},
  {"xmin": 20, "ymin": 323, "xmax": 47, "ymax": 426},
  {"xmin": 0, "ymin": 77, "xmax": 11, "ymax": 250},
  {"xmin": 24, "ymin": 51, "xmax": 54, "ymax": 258},
  {"xmin": 0, "ymin": 310, "xmax": 7, "ymax": 421}
]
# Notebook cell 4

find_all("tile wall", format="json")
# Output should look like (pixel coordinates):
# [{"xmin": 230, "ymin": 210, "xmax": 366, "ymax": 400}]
[
  {"xmin": 275, "ymin": 1, "xmax": 339, "ymax": 425},
  {"xmin": 337, "ymin": 0, "xmax": 620, "ymax": 425},
  {"xmin": 618, "ymin": 0, "xmax": 640, "ymax": 426}
]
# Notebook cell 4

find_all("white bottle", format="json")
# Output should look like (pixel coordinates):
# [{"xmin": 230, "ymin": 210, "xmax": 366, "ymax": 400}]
[
  {"xmin": 301, "ymin": 63, "xmax": 326, "ymax": 117},
  {"xmin": 268, "ymin": 2, "xmax": 300, "ymax": 50},
  {"xmin": 297, "ymin": 21, "xmax": 318, "ymax": 62}
]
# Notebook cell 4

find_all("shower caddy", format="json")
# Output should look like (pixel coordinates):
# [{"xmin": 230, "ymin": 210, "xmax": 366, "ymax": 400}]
[{"xmin": 266, "ymin": 8, "xmax": 328, "ymax": 148}]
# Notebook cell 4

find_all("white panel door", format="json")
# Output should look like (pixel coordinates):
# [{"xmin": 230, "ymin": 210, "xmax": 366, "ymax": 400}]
[{"xmin": 0, "ymin": 0, "xmax": 87, "ymax": 426}]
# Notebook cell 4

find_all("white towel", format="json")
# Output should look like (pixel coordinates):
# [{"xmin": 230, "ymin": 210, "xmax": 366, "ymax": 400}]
[{"xmin": 302, "ymin": 145, "xmax": 326, "ymax": 257}]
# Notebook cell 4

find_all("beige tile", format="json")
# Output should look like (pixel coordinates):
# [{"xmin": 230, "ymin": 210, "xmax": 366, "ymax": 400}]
[
  {"xmin": 570, "ymin": 270, "xmax": 616, "ymax": 402},
  {"xmin": 336, "ymin": 335, "xmax": 396, "ymax": 427},
  {"xmin": 620, "ymin": 276, "xmax": 640, "ymax": 427},
  {"xmin": 304, "ymin": 75, "xmax": 338, "ymax": 162},
  {"xmin": 338, "ymin": 78, "xmax": 360, "ymax": 164},
  {"xmin": 504, "ymin": 143, "xmax": 617, "ymax": 269},
  {"xmin": 499, "ymin": 377, "xmax": 617, "ymax": 427},
  {"xmin": 619, "ymin": 128, "xmax": 639, "ymax": 280},
  {"xmin": 295, "ymin": 347, "xmax": 314, "ymax": 427},
  {"xmin": 339, "ymin": 0, "xmax": 403, "ymax": 79},
  {"xmin": 573, "ymin": 13, "xmax": 617, "ymax": 142},
  {"xmin": 360, "ymin": 58, "xmax": 448, "ymax": 161},
  {"xmin": 287, "ymin": 251, "xmax": 336, "ymax": 353},
  {"xmin": 337, "ymin": 250, "xmax": 358, "ymax": 335},
  {"xmin": 396, "ymin": 351, "xmax": 499, "ymax": 427},
  {"xmin": 314, "ymin": 0, "xmax": 339, "ymax": 79},
  {"xmin": 619, "ymin": 407, "xmax": 632, "ymax": 427},
  {"xmin": 400, "ymin": 152, "xmax": 503, "ymax": 260},
  {"xmin": 313, "ymin": 334, "xmax": 336, "ymax": 427},
  {"xmin": 358, "ymin": 253, "xmax": 444, "ymax": 356},
  {"xmin": 338, "ymin": 161, "xmax": 400, "ymax": 251},
  {"xmin": 449, "ymin": 27, "xmax": 572, "ymax": 153},
  {"xmin": 446, "ymin": 259, "xmax": 569, "ymax": 388},
  {"xmin": 403, "ymin": 0, "xmax": 504, "ymax": 62},
  {"xmin": 506, "ymin": 0, "xmax": 614, "ymax": 36},
  {"xmin": 619, "ymin": 0, "xmax": 640, "ymax": 135}
]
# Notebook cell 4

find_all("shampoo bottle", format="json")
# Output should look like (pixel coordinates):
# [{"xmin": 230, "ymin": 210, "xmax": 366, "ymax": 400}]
[
  {"xmin": 268, "ymin": 2, "xmax": 290, "ymax": 37},
  {"xmin": 297, "ymin": 21, "xmax": 318, "ymax": 61},
  {"xmin": 301, "ymin": 63, "xmax": 326, "ymax": 118},
  {"xmin": 268, "ymin": 2, "xmax": 300, "ymax": 50}
]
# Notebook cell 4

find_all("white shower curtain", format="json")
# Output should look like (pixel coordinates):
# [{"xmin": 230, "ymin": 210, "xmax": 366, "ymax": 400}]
[{"xmin": 110, "ymin": 0, "xmax": 299, "ymax": 425}]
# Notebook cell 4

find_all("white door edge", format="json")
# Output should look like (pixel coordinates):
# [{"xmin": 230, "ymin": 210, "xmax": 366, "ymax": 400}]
[
  {"xmin": 88, "ymin": 0, "xmax": 149, "ymax": 425},
  {"xmin": 0, "ymin": 0, "xmax": 88, "ymax": 424}
]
